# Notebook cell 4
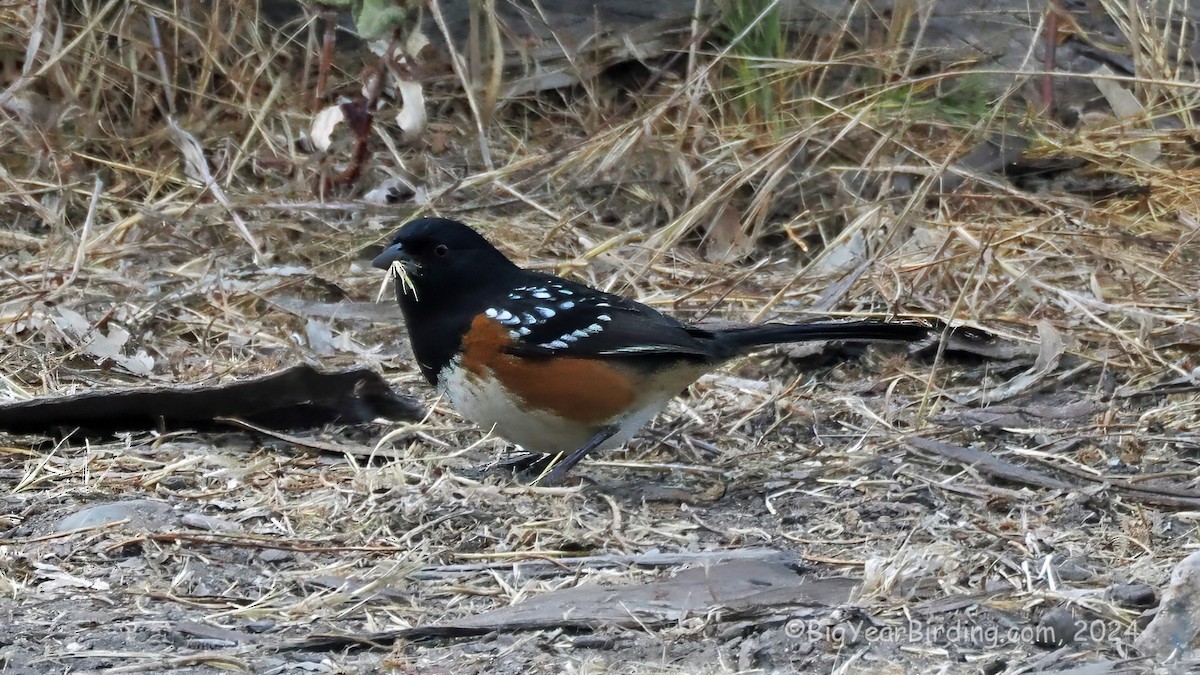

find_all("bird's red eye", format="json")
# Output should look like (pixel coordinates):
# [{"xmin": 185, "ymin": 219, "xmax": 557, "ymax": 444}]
[{"xmin": 434, "ymin": 244, "xmax": 449, "ymax": 257}]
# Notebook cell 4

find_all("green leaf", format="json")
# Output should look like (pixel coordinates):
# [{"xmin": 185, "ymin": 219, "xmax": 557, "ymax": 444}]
[{"xmin": 353, "ymin": 0, "xmax": 407, "ymax": 41}]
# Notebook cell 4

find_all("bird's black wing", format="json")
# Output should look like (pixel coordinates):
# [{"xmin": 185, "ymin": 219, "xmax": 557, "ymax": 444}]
[{"xmin": 479, "ymin": 273, "xmax": 716, "ymax": 360}]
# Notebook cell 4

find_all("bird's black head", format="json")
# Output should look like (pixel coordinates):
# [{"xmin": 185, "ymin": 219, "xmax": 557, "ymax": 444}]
[
  {"xmin": 373, "ymin": 217, "xmax": 518, "ymax": 305},
  {"xmin": 373, "ymin": 218, "xmax": 521, "ymax": 383}
]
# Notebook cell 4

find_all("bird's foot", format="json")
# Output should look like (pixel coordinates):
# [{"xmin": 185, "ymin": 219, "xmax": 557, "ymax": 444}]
[{"xmin": 490, "ymin": 452, "xmax": 556, "ymax": 479}]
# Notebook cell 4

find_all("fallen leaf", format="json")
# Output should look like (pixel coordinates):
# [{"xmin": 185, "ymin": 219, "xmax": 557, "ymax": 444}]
[
  {"xmin": 1092, "ymin": 64, "xmax": 1160, "ymax": 164},
  {"xmin": 310, "ymin": 104, "xmax": 346, "ymax": 153},
  {"xmin": 51, "ymin": 307, "xmax": 155, "ymax": 376},
  {"xmin": 703, "ymin": 204, "xmax": 752, "ymax": 263}
]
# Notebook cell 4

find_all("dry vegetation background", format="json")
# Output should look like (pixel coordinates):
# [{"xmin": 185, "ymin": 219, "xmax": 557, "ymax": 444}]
[{"xmin": 2, "ymin": 0, "xmax": 1200, "ymax": 673}]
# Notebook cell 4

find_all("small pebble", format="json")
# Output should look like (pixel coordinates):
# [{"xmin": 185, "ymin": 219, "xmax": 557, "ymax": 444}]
[
  {"xmin": 1035, "ymin": 606, "xmax": 1080, "ymax": 648},
  {"xmin": 180, "ymin": 512, "xmax": 241, "ymax": 532},
  {"xmin": 1109, "ymin": 582, "xmax": 1157, "ymax": 609},
  {"xmin": 56, "ymin": 500, "xmax": 174, "ymax": 532},
  {"xmin": 259, "ymin": 548, "xmax": 293, "ymax": 563}
]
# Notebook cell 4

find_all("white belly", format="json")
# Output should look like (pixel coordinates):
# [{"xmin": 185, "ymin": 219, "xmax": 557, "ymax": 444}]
[{"xmin": 437, "ymin": 357, "xmax": 695, "ymax": 454}]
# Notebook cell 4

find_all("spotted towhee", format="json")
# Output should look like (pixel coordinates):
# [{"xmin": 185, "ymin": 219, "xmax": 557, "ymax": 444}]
[{"xmin": 374, "ymin": 217, "xmax": 948, "ymax": 485}]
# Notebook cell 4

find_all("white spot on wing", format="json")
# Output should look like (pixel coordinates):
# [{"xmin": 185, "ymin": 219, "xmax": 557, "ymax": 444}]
[
  {"xmin": 560, "ymin": 300, "xmax": 575, "ymax": 309},
  {"xmin": 485, "ymin": 308, "xmax": 498, "ymax": 318},
  {"xmin": 607, "ymin": 345, "xmax": 667, "ymax": 354},
  {"xmin": 536, "ymin": 306, "xmax": 556, "ymax": 318},
  {"xmin": 597, "ymin": 314, "xmax": 611, "ymax": 322},
  {"xmin": 517, "ymin": 327, "xmax": 531, "ymax": 336},
  {"xmin": 545, "ymin": 339, "xmax": 569, "ymax": 349}
]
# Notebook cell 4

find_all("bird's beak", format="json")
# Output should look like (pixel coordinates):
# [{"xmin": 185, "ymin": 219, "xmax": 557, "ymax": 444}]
[
  {"xmin": 373, "ymin": 241, "xmax": 420, "ymax": 300},
  {"xmin": 372, "ymin": 242, "xmax": 412, "ymax": 271}
]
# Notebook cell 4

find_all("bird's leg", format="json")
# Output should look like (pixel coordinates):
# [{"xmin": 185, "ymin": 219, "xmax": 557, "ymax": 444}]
[{"xmin": 538, "ymin": 426, "xmax": 619, "ymax": 486}]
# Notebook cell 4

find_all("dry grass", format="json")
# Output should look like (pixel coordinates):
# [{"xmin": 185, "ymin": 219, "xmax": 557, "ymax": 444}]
[{"xmin": 2, "ymin": 0, "xmax": 1199, "ymax": 672}]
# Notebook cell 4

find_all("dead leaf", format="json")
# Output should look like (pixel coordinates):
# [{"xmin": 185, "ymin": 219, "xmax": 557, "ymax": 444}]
[
  {"xmin": 167, "ymin": 117, "xmax": 262, "ymax": 259},
  {"xmin": 1092, "ymin": 64, "xmax": 1160, "ymax": 164},
  {"xmin": 956, "ymin": 321, "xmax": 1063, "ymax": 404},
  {"xmin": 809, "ymin": 206, "xmax": 877, "ymax": 279},
  {"xmin": 394, "ymin": 77, "xmax": 426, "ymax": 143},
  {"xmin": 310, "ymin": 104, "xmax": 346, "ymax": 152},
  {"xmin": 51, "ymin": 307, "xmax": 155, "ymax": 376},
  {"xmin": 703, "ymin": 204, "xmax": 752, "ymax": 263}
]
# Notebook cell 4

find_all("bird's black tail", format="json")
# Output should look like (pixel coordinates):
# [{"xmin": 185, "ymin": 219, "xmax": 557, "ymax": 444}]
[{"xmin": 708, "ymin": 319, "xmax": 940, "ymax": 360}]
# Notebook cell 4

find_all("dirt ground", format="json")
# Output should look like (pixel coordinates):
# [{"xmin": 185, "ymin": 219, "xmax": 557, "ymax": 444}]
[{"xmin": 3, "ymin": 2, "xmax": 1200, "ymax": 673}]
